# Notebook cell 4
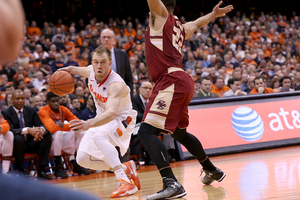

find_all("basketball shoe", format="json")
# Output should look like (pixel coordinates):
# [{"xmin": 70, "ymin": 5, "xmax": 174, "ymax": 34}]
[
  {"xmin": 201, "ymin": 168, "xmax": 226, "ymax": 185},
  {"xmin": 110, "ymin": 179, "xmax": 138, "ymax": 198},
  {"xmin": 147, "ymin": 178, "xmax": 186, "ymax": 200},
  {"xmin": 124, "ymin": 160, "xmax": 141, "ymax": 190}
]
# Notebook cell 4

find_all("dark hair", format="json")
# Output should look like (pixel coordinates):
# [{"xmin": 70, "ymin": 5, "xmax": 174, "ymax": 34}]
[
  {"xmin": 200, "ymin": 76, "xmax": 211, "ymax": 84},
  {"xmin": 280, "ymin": 76, "xmax": 291, "ymax": 84},
  {"xmin": 227, "ymin": 78, "xmax": 241, "ymax": 88},
  {"xmin": 46, "ymin": 91, "xmax": 59, "ymax": 101},
  {"xmin": 161, "ymin": 0, "xmax": 176, "ymax": 13}
]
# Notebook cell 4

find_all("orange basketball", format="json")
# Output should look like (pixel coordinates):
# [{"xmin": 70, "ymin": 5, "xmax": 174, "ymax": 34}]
[{"xmin": 49, "ymin": 70, "xmax": 74, "ymax": 96}]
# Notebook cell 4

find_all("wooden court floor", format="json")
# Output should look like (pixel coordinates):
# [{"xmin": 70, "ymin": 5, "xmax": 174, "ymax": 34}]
[{"xmin": 46, "ymin": 145, "xmax": 300, "ymax": 200}]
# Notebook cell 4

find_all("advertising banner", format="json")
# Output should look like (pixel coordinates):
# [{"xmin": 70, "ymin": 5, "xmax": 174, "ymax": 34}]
[{"xmin": 186, "ymin": 99, "xmax": 300, "ymax": 152}]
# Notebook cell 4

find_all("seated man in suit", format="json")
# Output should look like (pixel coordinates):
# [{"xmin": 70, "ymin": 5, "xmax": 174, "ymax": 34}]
[
  {"xmin": 131, "ymin": 81, "xmax": 154, "ymax": 165},
  {"xmin": 0, "ymin": 112, "xmax": 13, "ymax": 174},
  {"xmin": 194, "ymin": 76, "xmax": 219, "ymax": 98},
  {"xmin": 38, "ymin": 91, "xmax": 90, "ymax": 178},
  {"xmin": 2, "ymin": 89, "xmax": 52, "ymax": 179}
]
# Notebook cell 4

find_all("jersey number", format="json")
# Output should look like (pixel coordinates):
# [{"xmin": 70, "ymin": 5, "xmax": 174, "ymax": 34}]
[{"xmin": 172, "ymin": 26, "xmax": 183, "ymax": 53}]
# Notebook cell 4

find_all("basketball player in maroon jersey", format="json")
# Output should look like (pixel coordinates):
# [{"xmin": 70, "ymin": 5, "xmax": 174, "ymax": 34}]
[{"xmin": 138, "ymin": 0, "xmax": 233, "ymax": 199}]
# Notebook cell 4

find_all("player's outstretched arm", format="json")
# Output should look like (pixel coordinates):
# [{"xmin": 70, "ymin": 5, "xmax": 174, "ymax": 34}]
[
  {"xmin": 0, "ymin": 0, "xmax": 25, "ymax": 63},
  {"xmin": 147, "ymin": 0, "xmax": 168, "ymax": 18},
  {"xmin": 58, "ymin": 65, "xmax": 92, "ymax": 78},
  {"xmin": 69, "ymin": 81, "xmax": 128, "ymax": 131},
  {"xmin": 183, "ymin": 1, "xmax": 233, "ymax": 39}
]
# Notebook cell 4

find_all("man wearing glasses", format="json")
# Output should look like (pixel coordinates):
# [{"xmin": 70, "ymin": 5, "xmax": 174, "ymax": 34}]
[{"xmin": 100, "ymin": 29, "xmax": 133, "ymax": 98}]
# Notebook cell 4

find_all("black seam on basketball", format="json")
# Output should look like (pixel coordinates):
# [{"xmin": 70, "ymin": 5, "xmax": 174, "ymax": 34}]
[
  {"xmin": 54, "ymin": 72, "xmax": 71, "ymax": 83},
  {"xmin": 49, "ymin": 82, "xmax": 74, "ymax": 86}
]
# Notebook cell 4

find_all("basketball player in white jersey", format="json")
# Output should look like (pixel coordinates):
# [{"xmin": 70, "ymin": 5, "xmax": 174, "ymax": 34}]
[{"xmin": 60, "ymin": 46, "xmax": 140, "ymax": 198}]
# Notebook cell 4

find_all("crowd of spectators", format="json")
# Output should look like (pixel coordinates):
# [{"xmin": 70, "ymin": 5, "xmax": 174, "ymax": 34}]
[{"xmin": 1, "ymin": 10, "xmax": 300, "ymax": 113}]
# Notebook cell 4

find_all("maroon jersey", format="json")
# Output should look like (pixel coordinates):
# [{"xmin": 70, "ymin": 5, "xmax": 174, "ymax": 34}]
[{"xmin": 145, "ymin": 13, "xmax": 185, "ymax": 83}]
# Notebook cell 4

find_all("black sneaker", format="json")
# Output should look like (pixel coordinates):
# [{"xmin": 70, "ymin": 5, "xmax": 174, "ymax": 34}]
[
  {"xmin": 55, "ymin": 169, "xmax": 68, "ymax": 179},
  {"xmin": 201, "ymin": 168, "xmax": 226, "ymax": 185},
  {"xmin": 73, "ymin": 165, "xmax": 91, "ymax": 175},
  {"xmin": 147, "ymin": 178, "xmax": 186, "ymax": 200}
]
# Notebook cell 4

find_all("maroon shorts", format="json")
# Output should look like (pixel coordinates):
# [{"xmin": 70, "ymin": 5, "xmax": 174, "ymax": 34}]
[{"xmin": 142, "ymin": 68, "xmax": 194, "ymax": 133}]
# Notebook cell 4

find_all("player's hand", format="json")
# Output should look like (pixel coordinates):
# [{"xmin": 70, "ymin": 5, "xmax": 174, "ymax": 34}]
[
  {"xmin": 69, "ymin": 119, "xmax": 90, "ymax": 133},
  {"xmin": 57, "ymin": 66, "xmax": 72, "ymax": 73},
  {"xmin": 212, "ymin": 1, "xmax": 234, "ymax": 18}
]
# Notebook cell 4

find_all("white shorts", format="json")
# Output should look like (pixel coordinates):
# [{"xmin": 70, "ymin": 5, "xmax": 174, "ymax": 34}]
[{"xmin": 78, "ymin": 114, "xmax": 136, "ymax": 161}]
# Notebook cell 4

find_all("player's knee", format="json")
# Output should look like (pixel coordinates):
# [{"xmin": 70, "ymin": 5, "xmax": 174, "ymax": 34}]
[
  {"xmin": 5, "ymin": 131, "xmax": 14, "ymax": 144},
  {"xmin": 171, "ymin": 127, "xmax": 187, "ymax": 142},
  {"xmin": 76, "ymin": 151, "xmax": 90, "ymax": 168},
  {"xmin": 138, "ymin": 123, "xmax": 161, "ymax": 137}
]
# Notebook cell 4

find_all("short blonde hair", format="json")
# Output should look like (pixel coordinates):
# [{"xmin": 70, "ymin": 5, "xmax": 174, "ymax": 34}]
[{"xmin": 91, "ymin": 46, "xmax": 111, "ymax": 61}]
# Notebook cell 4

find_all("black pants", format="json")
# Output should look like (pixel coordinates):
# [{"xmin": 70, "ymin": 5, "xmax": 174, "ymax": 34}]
[{"xmin": 13, "ymin": 132, "xmax": 52, "ymax": 172}]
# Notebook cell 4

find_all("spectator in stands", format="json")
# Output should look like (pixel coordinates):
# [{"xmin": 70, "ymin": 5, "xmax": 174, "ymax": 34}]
[
  {"xmin": 2, "ymin": 89, "xmax": 52, "ymax": 179},
  {"xmin": 194, "ymin": 76, "xmax": 218, "ymax": 98},
  {"xmin": 293, "ymin": 72, "xmax": 300, "ymax": 91},
  {"xmin": 38, "ymin": 60, "xmax": 53, "ymax": 77},
  {"xmin": 0, "ymin": 113, "xmax": 13, "ymax": 174},
  {"xmin": 74, "ymin": 86, "xmax": 87, "ymax": 113},
  {"xmin": 279, "ymin": 76, "xmax": 294, "ymax": 92},
  {"xmin": 65, "ymin": 53, "xmax": 79, "ymax": 67},
  {"xmin": 80, "ymin": 94, "xmax": 95, "ymax": 120},
  {"xmin": 184, "ymin": 51, "xmax": 197, "ymax": 74},
  {"xmin": 38, "ymin": 91, "xmax": 90, "ymax": 178},
  {"xmin": 33, "ymin": 44, "xmax": 49, "ymax": 60},
  {"xmin": 70, "ymin": 96, "xmax": 81, "ymax": 117},
  {"xmin": 32, "ymin": 94, "xmax": 43, "ymax": 112},
  {"xmin": 53, "ymin": 36, "xmax": 67, "ymax": 52},
  {"xmin": 270, "ymin": 76, "xmax": 281, "ymax": 93},
  {"xmin": 27, "ymin": 21, "xmax": 41, "ymax": 38},
  {"xmin": 249, "ymin": 76, "xmax": 274, "ymax": 94},
  {"xmin": 211, "ymin": 76, "xmax": 230, "ymax": 97},
  {"xmin": 0, "ymin": 74, "xmax": 8, "ymax": 91},
  {"xmin": 16, "ymin": 49, "xmax": 29, "ymax": 66},
  {"xmin": 1, "ymin": 93, "xmax": 13, "ymax": 111},
  {"xmin": 223, "ymin": 78, "xmax": 247, "ymax": 97},
  {"xmin": 51, "ymin": 53, "xmax": 65, "ymax": 72},
  {"xmin": 32, "ymin": 71, "xmax": 45, "ymax": 90},
  {"xmin": 115, "ymin": 28, "xmax": 128, "ymax": 46},
  {"xmin": 0, "ymin": 62, "xmax": 16, "ymax": 82}
]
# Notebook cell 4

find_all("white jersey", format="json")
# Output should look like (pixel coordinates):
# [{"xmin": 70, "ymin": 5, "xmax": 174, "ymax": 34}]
[
  {"xmin": 79, "ymin": 68, "xmax": 137, "ymax": 159},
  {"xmin": 88, "ymin": 68, "xmax": 133, "ymax": 121}
]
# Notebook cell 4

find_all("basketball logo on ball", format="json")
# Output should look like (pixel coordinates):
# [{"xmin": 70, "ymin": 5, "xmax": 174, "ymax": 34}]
[{"xmin": 49, "ymin": 70, "xmax": 74, "ymax": 96}]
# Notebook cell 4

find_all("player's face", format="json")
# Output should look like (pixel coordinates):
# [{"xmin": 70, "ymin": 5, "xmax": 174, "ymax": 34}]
[
  {"xmin": 48, "ymin": 97, "xmax": 60, "ymax": 113},
  {"xmin": 92, "ymin": 53, "xmax": 112, "ymax": 82}
]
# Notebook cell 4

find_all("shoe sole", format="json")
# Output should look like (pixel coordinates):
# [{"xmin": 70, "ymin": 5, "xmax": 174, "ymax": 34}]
[
  {"xmin": 165, "ymin": 191, "xmax": 187, "ymax": 199},
  {"xmin": 111, "ymin": 185, "xmax": 138, "ymax": 198},
  {"xmin": 201, "ymin": 173, "xmax": 226, "ymax": 185}
]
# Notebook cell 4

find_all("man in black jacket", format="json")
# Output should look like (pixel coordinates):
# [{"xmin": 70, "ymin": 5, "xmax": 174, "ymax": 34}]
[
  {"xmin": 100, "ymin": 28, "xmax": 133, "ymax": 98},
  {"xmin": 131, "ymin": 81, "xmax": 153, "ymax": 164},
  {"xmin": 2, "ymin": 89, "xmax": 52, "ymax": 179}
]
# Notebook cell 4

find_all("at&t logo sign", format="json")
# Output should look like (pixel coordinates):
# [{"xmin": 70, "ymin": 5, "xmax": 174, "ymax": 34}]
[{"xmin": 231, "ymin": 107, "xmax": 264, "ymax": 141}]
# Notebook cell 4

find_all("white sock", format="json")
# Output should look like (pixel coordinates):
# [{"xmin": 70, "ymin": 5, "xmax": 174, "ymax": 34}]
[
  {"xmin": 114, "ymin": 169, "xmax": 130, "ymax": 182},
  {"xmin": 121, "ymin": 164, "xmax": 127, "ymax": 171},
  {"xmin": 2, "ymin": 160, "xmax": 11, "ymax": 174}
]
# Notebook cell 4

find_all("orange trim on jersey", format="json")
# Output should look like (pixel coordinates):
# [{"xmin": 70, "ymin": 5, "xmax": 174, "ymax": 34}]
[
  {"xmin": 98, "ymin": 69, "xmax": 112, "ymax": 87},
  {"xmin": 116, "ymin": 128, "xmax": 123, "ymax": 137}
]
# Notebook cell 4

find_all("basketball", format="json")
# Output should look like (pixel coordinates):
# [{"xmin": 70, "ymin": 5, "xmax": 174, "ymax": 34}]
[{"xmin": 49, "ymin": 70, "xmax": 74, "ymax": 96}]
